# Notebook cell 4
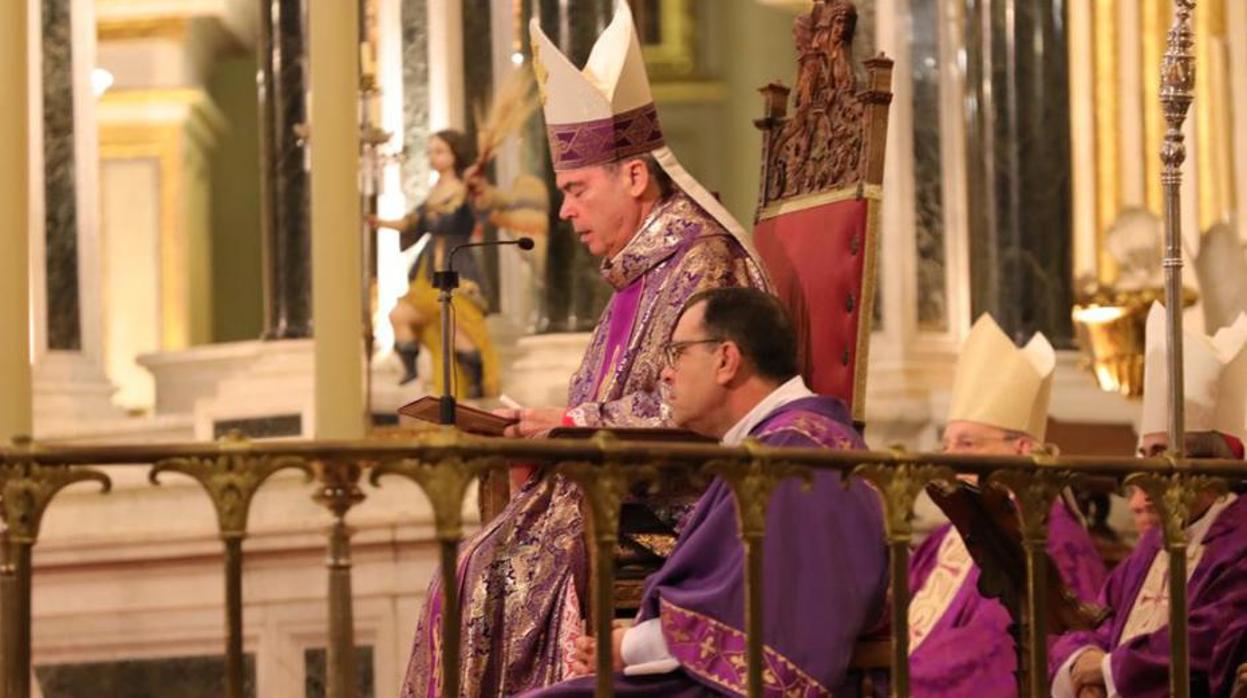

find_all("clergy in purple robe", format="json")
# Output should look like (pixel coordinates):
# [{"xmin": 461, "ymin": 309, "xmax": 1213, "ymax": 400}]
[
  {"xmin": 522, "ymin": 287, "xmax": 888, "ymax": 697},
  {"xmin": 399, "ymin": 5, "xmax": 767, "ymax": 696},
  {"xmin": 1049, "ymin": 303, "xmax": 1247, "ymax": 698},
  {"xmin": 906, "ymin": 315, "xmax": 1108, "ymax": 698}
]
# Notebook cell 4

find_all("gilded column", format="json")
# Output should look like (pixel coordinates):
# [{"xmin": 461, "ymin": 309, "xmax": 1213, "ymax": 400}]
[
  {"xmin": 1093, "ymin": 0, "xmax": 1122, "ymax": 282},
  {"xmin": 0, "ymin": 0, "xmax": 32, "ymax": 441},
  {"xmin": 308, "ymin": 0, "xmax": 366, "ymax": 438}
]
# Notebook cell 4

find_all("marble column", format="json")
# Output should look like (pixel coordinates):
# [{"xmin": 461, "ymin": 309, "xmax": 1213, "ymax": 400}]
[
  {"xmin": 401, "ymin": 0, "xmax": 430, "ymax": 202},
  {"xmin": 909, "ymin": 0, "xmax": 949, "ymax": 332},
  {"xmin": 308, "ymin": 0, "xmax": 366, "ymax": 438},
  {"xmin": 525, "ymin": 0, "xmax": 614, "ymax": 332},
  {"xmin": 461, "ymin": 0, "xmax": 502, "ymax": 310},
  {"xmin": 0, "ymin": 0, "xmax": 32, "ymax": 440},
  {"xmin": 258, "ymin": 0, "xmax": 313, "ymax": 340},
  {"xmin": 31, "ymin": 0, "xmax": 124, "ymax": 432},
  {"xmin": 41, "ymin": 0, "xmax": 80, "ymax": 351},
  {"xmin": 962, "ymin": 0, "xmax": 1074, "ymax": 345}
]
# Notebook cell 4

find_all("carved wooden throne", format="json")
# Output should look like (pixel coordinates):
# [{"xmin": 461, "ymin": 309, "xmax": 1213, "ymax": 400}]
[
  {"xmin": 751, "ymin": 0, "xmax": 892, "ymax": 427},
  {"xmin": 750, "ymin": 0, "xmax": 895, "ymax": 685}
]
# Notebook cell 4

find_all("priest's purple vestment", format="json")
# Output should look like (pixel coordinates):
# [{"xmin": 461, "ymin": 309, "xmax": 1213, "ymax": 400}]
[
  {"xmin": 905, "ymin": 496, "xmax": 1107, "ymax": 697},
  {"xmin": 1049, "ymin": 494, "xmax": 1247, "ymax": 697},
  {"xmin": 524, "ymin": 395, "xmax": 889, "ymax": 697}
]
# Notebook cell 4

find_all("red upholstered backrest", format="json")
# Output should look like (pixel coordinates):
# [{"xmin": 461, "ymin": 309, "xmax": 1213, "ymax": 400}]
[
  {"xmin": 755, "ymin": 198, "xmax": 874, "ymax": 419},
  {"xmin": 749, "ymin": 3, "xmax": 892, "ymax": 422}
]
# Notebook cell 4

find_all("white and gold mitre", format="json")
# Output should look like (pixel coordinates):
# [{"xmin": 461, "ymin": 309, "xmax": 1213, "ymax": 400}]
[
  {"xmin": 529, "ymin": 0, "xmax": 754, "ymax": 251},
  {"xmin": 530, "ymin": 0, "xmax": 659, "ymax": 170},
  {"xmin": 1140, "ymin": 302, "xmax": 1247, "ymax": 439},
  {"xmin": 948, "ymin": 314, "xmax": 1056, "ymax": 441}
]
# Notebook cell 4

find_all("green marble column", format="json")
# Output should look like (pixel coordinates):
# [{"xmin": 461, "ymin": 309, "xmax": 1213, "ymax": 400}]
[
  {"xmin": 963, "ymin": 0, "xmax": 1074, "ymax": 345},
  {"xmin": 42, "ymin": 0, "xmax": 81, "ymax": 351}
]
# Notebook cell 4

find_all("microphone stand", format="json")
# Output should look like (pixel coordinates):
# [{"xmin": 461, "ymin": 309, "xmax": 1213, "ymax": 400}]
[
  {"xmin": 432, "ymin": 237, "xmax": 536, "ymax": 427},
  {"xmin": 431, "ymin": 264, "xmax": 460, "ymax": 426}
]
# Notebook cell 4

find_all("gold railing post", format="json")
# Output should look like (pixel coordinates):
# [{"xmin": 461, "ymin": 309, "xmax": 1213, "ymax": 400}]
[
  {"xmin": 370, "ymin": 430, "xmax": 500, "ymax": 698},
  {"xmin": 853, "ymin": 455, "xmax": 955, "ymax": 698},
  {"xmin": 0, "ymin": 455, "xmax": 110, "ymax": 698},
  {"xmin": 0, "ymin": 530, "xmax": 10, "ymax": 698},
  {"xmin": 709, "ymin": 443, "xmax": 810, "ymax": 698},
  {"xmin": 0, "ymin": 531, "xmax": 27, "ymax": 698},
  {"xmin": 222, "ymin": 535, "xmax": 245, "ymax": 698},
  {"xmin": 988, "ymin": 463, "xmax": 1074, "ymax": 698},
  {"xmin": 150, "ymin": 437, "xmax": 311, "ymax": 698},
  {"xmin": 556, "ymin": 459, "xmax": 636, "ymax": 698},
  {"xmin": 314, "ymin": 460, "xmax": 366, "ymax": 698}
]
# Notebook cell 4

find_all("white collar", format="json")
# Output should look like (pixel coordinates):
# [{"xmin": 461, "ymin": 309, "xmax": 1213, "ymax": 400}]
[
  {"xmin": 720, "ymin": 376, "xmax": 816, "ymax": 446},
  {"xmin": 1186, "ymin": 493, "xmax": 1236, "ymax": 545}
]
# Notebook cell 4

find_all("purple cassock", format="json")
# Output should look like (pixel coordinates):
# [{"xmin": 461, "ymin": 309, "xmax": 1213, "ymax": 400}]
[
  {"xmin": 523, "ymin": 395, "xmax": 889, "ymax": 697},
  {"xmin": 1049, "ymin": 494, "xmax": 1247, "ymax": 697},
  {"xmin": 905, "ymin": 497, "xmax": 1107, "ymax": 697}
]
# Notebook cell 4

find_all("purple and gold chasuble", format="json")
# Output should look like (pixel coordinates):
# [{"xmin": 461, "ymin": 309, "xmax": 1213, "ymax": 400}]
[
  {"xmin": 1049, "ymin": 495, "xmax": 1247, "ymax": 697},
  {"xmin": 400, "ymin": 192, "xmax": 767, "ymax": 697},
  {"xmin": 904, "ymin": 498, "xmax": 1107, "ymax": 697},
  {"xmin": 525, "ymin": 396, "xmax": 889, "ymax": 697}
]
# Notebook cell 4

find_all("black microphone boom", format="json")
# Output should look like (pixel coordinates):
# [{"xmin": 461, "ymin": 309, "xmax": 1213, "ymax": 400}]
[{"xmin": 447, "ymin": 236, "xmax": 535, "ymax": 271}]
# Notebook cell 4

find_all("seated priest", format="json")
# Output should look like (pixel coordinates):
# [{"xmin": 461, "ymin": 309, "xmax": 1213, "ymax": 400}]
[
  {"xmin": 522, "ymin": 287, "xmax": 888, "ymax": 697},
  {"xmin": 908, "ymin": 315, "xmax": 1107, "ymax": 698},
  {"xmin": 1050, "ymin": 303, "xmax": 1247, "ymax": 698},
  {"xmin": 400, "ymin": 4, "xmax": 767, "ymax": 696}
]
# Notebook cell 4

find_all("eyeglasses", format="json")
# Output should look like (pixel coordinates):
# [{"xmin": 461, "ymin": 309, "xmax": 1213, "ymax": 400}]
[{"xmin": 662, "ymin": 338, "xmax": 724, "ymax": 367}]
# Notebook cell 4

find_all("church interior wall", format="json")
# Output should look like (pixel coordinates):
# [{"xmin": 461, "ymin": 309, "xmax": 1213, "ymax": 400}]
[{"xmin": 206, "ymin": 54, "xmax": 264, "ymax": 344}]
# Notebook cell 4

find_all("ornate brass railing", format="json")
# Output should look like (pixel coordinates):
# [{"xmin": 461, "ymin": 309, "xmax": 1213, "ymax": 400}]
[{"xmin": 2, "ymin": 430, "xmax": 1244, "ymax": 698}]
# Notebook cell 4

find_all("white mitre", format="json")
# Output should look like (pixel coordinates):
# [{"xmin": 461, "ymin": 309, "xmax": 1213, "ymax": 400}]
[
  {"xmin": 1140, "ymin": 302, "xmax": 1247, "ymax": 440},
  {"xmin": 947, "ymin": 314, "xmax": 1056, "ymax": 441},
  {"xmin": 529, "ymin": 0, "xmax": 754, "ymax": 255}
]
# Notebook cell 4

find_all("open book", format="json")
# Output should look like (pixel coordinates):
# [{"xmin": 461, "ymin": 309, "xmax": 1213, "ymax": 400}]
[{"xmin": 397, "ymin": 396, "xmax": 518, "ymax": 436}]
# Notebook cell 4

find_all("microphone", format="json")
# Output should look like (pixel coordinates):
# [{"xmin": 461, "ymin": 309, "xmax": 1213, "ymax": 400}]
[
  {"xmin": 446, "ymin": 236, "xmax": 535, "ymax": 272},
  {"xmin": 432, "ymin": 236, "xmax": 535, "ymax": 426}
]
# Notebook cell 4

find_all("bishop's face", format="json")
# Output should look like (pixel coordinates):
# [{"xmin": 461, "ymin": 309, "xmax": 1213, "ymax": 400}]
[
  {"xmin": 1134, "ymin": 430, "xmax": 1229, "ymax": 532},
  {"xmin": 940, "ymin": 420, "xmax": 1032, "ymax": 456},
  {"xmin": 555, "ymin": 162, "xmax": 645, "ymax": 259}
]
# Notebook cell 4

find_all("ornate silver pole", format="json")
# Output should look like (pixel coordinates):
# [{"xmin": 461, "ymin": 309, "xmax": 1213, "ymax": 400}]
[
  {"xmin": 1160, "ymin": 1, "xmax": 1194, "ymax": 461},
  {"xmin": 1159, "ymin": 2, "xmax": 1196, "ymax": 696}
]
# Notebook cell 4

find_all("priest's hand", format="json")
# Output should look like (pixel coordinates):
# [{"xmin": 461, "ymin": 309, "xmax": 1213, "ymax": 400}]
[
  {"xmin": 567, "ymin": 635, "xmax": 594, "ymax": 676},
  {"xmin": 1232, "ymin": 663, "xmax": 1247, "ymax": 698},
  {"xmin": 567, "ymin": 622, "xmax": 629, "ymax": 676},
  {"xmin": 1071, "ymin": 648, "xmax": 1107, "ymax": 697},
  {"xmin": 495, "ymin": 407, "xmax": 566, "ymax": 438}
]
